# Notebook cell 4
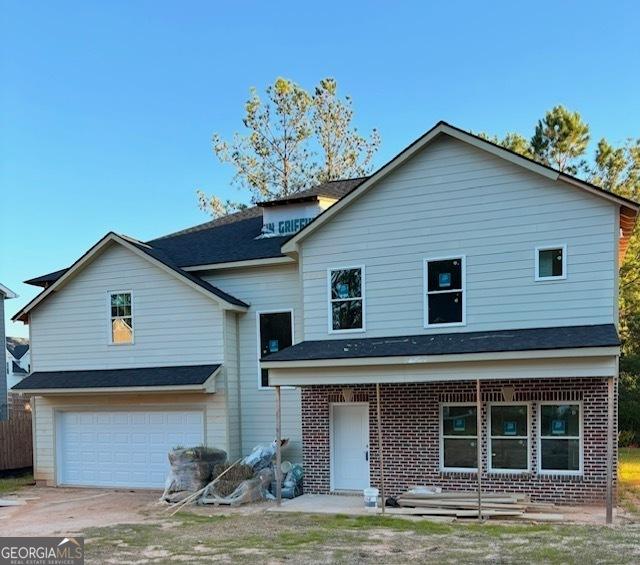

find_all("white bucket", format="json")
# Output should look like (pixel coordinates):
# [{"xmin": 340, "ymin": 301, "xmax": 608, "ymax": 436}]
[{"xmin": 363, "ymin": 487, "xmax": 379, "ymax": 509}]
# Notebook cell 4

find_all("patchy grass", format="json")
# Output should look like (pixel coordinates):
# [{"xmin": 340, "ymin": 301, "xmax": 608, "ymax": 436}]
[
  {"xmin": 619, "ymin": 447, "xmax": 640, "ymax": 514},
  {"xmin": 0, "ymin": 471, "xmax": 34, "ymax": 495},
  {"xmin": 84, "ymin": 511, "xmax": 640, "ymax": 564}
]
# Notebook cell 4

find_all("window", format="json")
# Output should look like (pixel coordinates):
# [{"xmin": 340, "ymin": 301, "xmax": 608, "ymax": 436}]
[
  {"xmin": 258, "ymin": 310, "xmax": 293, "ymax": 388},
  {"xmin": 328, "ymin": 267, "xmax": 364, "ymax": 332},
  {"xmin": 489, "ymin": 404, "xmax": 529, "ymax": 472},
  {"xmin": 539, "ymin": 403, "xmax": 582, "ymax": 474},
  {"xmin": 441, "ymin": 404, "xmax": 477, "ymax": 471},
  {"xmin": 535, "ymin": 245, "xmax": 566, "ymax": 280},
  {"xmin": 426, "ymin": 256, "xmax": 465, "ymax": 326},
  {"xmin": 109, "ymin": 292, "xmax": 133, "ymax": 344}
]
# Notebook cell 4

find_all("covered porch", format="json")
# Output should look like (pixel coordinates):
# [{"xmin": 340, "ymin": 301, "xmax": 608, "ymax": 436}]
[{"xmin": 262, "ymin": 325, "xmax": 620, "ymax": 523}]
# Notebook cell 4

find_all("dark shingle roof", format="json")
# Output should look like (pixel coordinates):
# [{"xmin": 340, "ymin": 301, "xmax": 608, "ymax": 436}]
[
  {"xmin": 146, "ymin": 178, "xmax": 364, "ymax": 267},
  {"xmin": 24, "ymin": 178, "xmax": 364, "ymax": 287},
  {"xmin": 12, "ymin": 364, "xmax": 221, "ymax": 391},
  {"xmin": 121, "ymin": 236, "xmax": 249, "ymax": 307},
  {"xmin": 6, "ymin": 337, "xmax": 29, "ymax": 360},
  {"xmin": 262, "ymin": 324, "xmax": 620, "ymax": 362},
  {"xmin": 24, "ymin": 268, "xmax": 70, "ymax": 288}
]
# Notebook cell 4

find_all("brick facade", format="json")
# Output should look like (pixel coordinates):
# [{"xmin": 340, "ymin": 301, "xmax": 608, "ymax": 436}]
[{"xmin": 301, "ymin": 378, "xmax": 616, "ymax": 504}]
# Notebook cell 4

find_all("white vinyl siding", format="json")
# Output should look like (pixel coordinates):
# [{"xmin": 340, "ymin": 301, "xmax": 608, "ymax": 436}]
[
  {"xmin": 204, "ymin": 264, "xmax": 303, "ymax": 462},
  {"xmin": 300, "ymin": 136, "xmax": 617, "ymax": 339},
  {"xmin": 30, "ymin": 243, "xmax": 224, "ymax": 370}
]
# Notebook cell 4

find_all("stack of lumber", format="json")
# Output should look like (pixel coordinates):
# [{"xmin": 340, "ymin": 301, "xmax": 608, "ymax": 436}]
[{"xmin": 382, "ymin": 490, "xmax": 563, "ymax": 521}]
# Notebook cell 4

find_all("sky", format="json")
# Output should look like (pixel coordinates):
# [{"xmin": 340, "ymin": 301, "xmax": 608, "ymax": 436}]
[{"xmin": 1, "ymin": 0, "xmax": 639, "ymax": 338}]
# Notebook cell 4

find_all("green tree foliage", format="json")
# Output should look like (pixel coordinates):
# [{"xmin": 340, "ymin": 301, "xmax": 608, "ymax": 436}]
[
  {"xmin": 198, "ymin": 77, "xmax": 380, "ymax": 218},
  {"xmin": 485, "ymin": 106, "xmax": 640, "ymax": 443},
  {"xmin": 530, "ymin": 106, "xmax": 590, "ymax": 174},
  {"xmin": 312, "ymin": 78, "xmax": 380, "ymax": 183}
]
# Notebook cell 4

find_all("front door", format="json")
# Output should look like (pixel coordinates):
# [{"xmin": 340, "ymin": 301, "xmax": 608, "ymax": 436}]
[{"xmin": 331, "ymin": 403, "xmax": 370, "ymax": 490}]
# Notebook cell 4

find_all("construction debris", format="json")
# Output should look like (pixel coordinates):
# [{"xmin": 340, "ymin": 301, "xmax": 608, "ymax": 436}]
[
  {"xmin": 388, "ymin": 489, "xmax": 563, "ymax": 521},
  {"xmin": 162, "ymin": 439, "xmax": 303, "ymax": 510},
  {"xmin": 161, "ymin": 446, "xmax": 227, "ymax": 502}
]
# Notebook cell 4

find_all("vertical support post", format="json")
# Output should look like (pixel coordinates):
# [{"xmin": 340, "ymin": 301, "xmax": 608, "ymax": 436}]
[
  {"xmin": 376, "ymin": 383, "xmax": 386, "ymax": 515},
  {"xmin": 275, "ymin": 384, "xmax": 282, "ymax": 506},
  {"xmin": 476, "ymin": 379, "xmax": 483, "ymax": 521},
  {"xmin": 606, "ymin": 375, "xmax": 614, "ymax": 524}
]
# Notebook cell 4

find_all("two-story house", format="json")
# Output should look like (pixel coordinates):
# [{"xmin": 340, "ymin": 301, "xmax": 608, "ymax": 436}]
[{"xmin": 12, "ymin": 122, "xmax": 638, "ymax": 512}]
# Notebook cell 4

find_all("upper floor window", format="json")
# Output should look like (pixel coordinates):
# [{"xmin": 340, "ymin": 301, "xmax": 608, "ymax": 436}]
[
  {"xmin": 109, "ymin": 291, "xmax": 133, "ymax": 344},
  {"xmin": 258, "ymin": 310, "xmax": 293, "ymax": 388},
  {"xmin": 328, "ymin": 267, "xmax": 364, "ymax": 332},
  {"xmin": 535, "ymin": 245, "xmax": 566, "ymax": 281},
  {"xmin": 425, "ymin": 256, "xmax": 465, "ymax": 326}
]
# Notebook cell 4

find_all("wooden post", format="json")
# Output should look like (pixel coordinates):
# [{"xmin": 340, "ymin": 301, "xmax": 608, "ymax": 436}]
[
  {"xmin": 606, "ymin": 375, "xmax": 614, "ymax": 524},
  {"xmin": 275, "ymin": 385, "xmax": 282, "ymax": 506},
  {"xmin": 376, "ymin": 383, "xmax": 386, "ymax": 515},
  {"xmin": 476, "ymin": 379, "xmax": 483, "ymax": 521}
]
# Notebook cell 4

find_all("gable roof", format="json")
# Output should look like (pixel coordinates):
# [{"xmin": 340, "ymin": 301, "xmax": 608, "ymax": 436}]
[
  {"xmin": 146, "ymin": 178, "xmax": 363, "ymax": 269},
  {"xmin": 6, "ymin": 337, "xmax": 29, "ymax": 360},
  {"xmin": 23, "ymin": 178, "xmax": 363, "ymax": 288},
  {"xmin": 0, "ymin": 283, "xmax": 17, "ymax": 299},
  {"xmin": 13, "ymin": 232, "xmax": 248, "ymax": 323},
  {"xmin": 281, "ymin": 121, "xmax": 640, "ymax": 258}
]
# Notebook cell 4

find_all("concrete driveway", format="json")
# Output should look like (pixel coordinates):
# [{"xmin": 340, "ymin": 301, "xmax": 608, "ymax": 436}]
[{"xmin": 0, "ymin": 486, "xmax": 161, "ymax": 536}]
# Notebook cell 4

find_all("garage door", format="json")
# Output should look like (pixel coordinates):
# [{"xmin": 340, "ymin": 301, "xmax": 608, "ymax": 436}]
[{"xmin": 57, "ymin": 410, "xmax": 204, "ymax": 488}]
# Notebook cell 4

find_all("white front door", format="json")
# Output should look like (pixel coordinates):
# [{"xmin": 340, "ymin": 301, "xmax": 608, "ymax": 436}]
[
  {"xmin": 331, "ymin": 403, "xmax": 370, "ymax": 490},
  {"xmin": 57, "ymin": 410, "xmax": 204, "ymax": 488}
]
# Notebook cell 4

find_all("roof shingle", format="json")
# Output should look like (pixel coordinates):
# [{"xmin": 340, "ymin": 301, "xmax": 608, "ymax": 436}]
[
  {"xmin": 261, "ymin": 324, "xmax": 620, "ymax": 363},
  {"xmin": 12, "ymin": 364, "xmax": 221, "ymax": 390}
]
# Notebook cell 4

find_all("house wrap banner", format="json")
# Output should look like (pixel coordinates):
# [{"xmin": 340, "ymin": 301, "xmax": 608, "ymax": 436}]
[{"xmin": 0, "ymin": 537, "xmax": 84, "ymax": 565}]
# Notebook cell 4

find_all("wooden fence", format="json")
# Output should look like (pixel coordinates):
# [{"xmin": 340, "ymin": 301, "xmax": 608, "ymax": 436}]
[{"xmin": 0, "ymin": 406, "xmax": 33, "ymax": 471}]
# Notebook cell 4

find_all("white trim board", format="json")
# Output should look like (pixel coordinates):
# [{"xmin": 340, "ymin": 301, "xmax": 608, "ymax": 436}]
[
  {"xmin": 256, "ymin": 308, "xmax": 295, "ymax": 390},
  {"xmin": 267, "ymin": 355, "xmax": 618, "ymax": 386},
  {"xmin": 281, "ymin": 122, "xmax": 639, "ymax": 256},
  {"xmin": 261, "ymin": 346, "xmax": 621, "ymax": 369},
  {"xmin": 536, "ymin": 400, "xmax": 584, "ymax": 476},
  {"xmin": 327, "ymin": 265, "xmax": 366, "ymax": 335},
  {"xmin": 0, "ymin": 283, "xmax": 17, "ymax": 299},
  {"xmin": 183, "ymin": 256, "xmax": 295, "ymax": 272},
  {"xmin": 13, "ymin": 232, "xmax": 248, "ymax": 323}
]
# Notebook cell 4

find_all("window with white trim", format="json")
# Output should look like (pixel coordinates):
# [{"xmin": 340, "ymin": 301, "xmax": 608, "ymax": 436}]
[
  {"xmin": 426, "ymin": 257, "xmax": 464, "ymax": 326},
  {"xmin": 539, "ymin": 403, "xmax": 581, "ymax": 473},
  {"xmin": 258, "ymin": 310, "xmax": 293, "ymax": 388},
  {"xmin": 441, "ymin": 404, "xmax": 477, "ymax": 470},
  {"xmin": 329, "ymin": 267, "xmax": 364, "ymax": 332},
  {"xmin": 535, "ymin": 245, "xmax": 566, "ymax": 280},
  {"xmin": 489, "ymin": 404, "xmax": 529, "ymax": 472},
  {"xmin": 109, "ymin": 292, "xmax": 133, "ymax": 344}
]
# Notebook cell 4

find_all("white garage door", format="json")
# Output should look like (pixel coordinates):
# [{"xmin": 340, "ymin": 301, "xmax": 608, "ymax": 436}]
[{"xmin": 58, "ymin": 410, "xmax": 204, "ymax": 488}]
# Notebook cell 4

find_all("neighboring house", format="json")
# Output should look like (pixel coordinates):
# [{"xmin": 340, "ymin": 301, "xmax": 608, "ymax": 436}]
[
  {"xmin": 11, "ymin": 122, "xmax": 638, "ymax": 510},
  {"xmin": 0, "ymin": 283, "xmax": 18, "ymax": 420},
  {"xmin": 6, "ymin": 337, "xmax": 30, "ymax": 390}
]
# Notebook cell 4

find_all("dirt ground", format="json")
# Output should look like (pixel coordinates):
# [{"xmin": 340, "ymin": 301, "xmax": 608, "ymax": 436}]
[
  {"xmin": 2, "ymin": 487, "xmax": 640, "ymax": 563},
  {"xmin": 0, "ymin": 486, "xmax": 160, "ymax": 536}
]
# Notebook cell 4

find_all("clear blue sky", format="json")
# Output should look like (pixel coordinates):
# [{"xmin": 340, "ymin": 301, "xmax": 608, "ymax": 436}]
[{"xmin": 2, "ymin": 1, "xmax": 639, "ymax": 338}]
